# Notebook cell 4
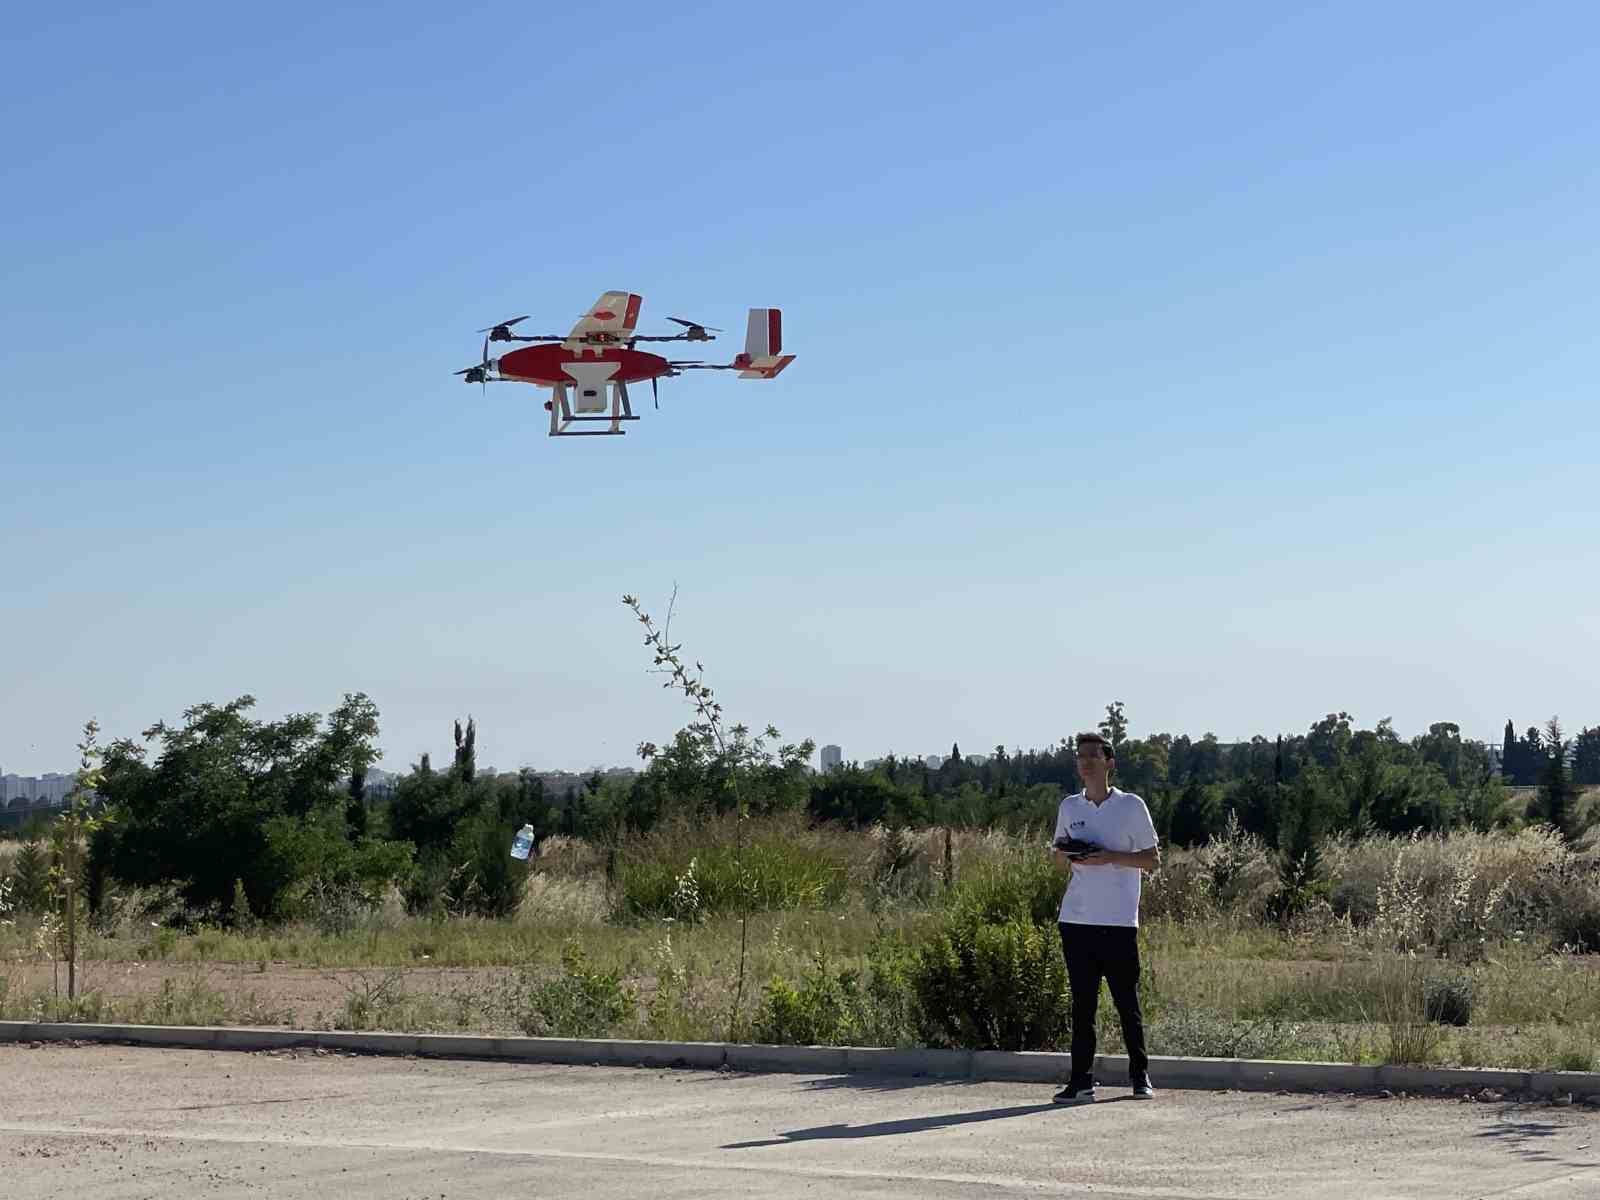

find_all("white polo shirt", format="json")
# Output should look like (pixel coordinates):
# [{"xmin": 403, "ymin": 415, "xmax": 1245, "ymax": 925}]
[{"xmin": 1054, "ymin": 787, "xmax": 1159, "ymax": 927}]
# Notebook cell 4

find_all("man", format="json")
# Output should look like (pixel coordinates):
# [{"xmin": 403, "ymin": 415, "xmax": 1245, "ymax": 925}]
[{"xmin": 1051, "ymin": 730, "xmax": 1160, "ymax": 1103}]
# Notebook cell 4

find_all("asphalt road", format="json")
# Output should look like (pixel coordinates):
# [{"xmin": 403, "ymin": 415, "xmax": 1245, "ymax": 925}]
[{"xmin": 2, "ymin": 1043, "xmax": 1596, "ymax": 1198}]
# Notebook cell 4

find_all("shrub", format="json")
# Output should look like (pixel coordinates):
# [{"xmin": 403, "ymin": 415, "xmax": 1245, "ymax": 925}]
[
  {"xmin": 520, "ymin": 942, "xmax": 635, "ymax": 1037},
  {"xmin": 1324, "ymin": 828, "xmax": 1558, "ymax": 947},
  {"xmin": 442, "ymin": 807, "xmax": 531, "ymax": 918},
  {"xmin": 754, "ymin": 953, "xmax": 859, "ymax": 1046},
  {"xmin": 910, "ymin": 909, "xmax": 1069, "ymax": 1051},
  {"xmin": 1424, "ymin": 971, "xmax": 1475, "ymax": 1026},
  {"xmin": 752, "ymin": 942, "xmax": 919, "ymax": 1047},
  {"xmin": 1522, "ymin": 854, "xmax": 1600, "ymax": 952}
]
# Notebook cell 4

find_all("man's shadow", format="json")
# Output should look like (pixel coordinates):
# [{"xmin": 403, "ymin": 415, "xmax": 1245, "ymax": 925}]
[{"xmin": 722, "ymin": 1094, "xmax": 1137, "ymax": 1149}]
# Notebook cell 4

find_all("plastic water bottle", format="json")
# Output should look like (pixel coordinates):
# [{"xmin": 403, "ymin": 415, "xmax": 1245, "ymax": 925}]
[{"xmin": 510, "ymin": 824, "xmax": 536, "ymax": 861}]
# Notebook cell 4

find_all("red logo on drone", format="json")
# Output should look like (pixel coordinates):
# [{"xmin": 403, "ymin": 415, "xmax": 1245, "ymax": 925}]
[{"xmin": 592, "ymin": 309, "xmax": 615, "ymax": 320}]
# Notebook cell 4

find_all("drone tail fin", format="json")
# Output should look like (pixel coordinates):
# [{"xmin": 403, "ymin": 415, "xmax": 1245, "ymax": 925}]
[{"xmin": 732, "ymin": 308, "xmax": 796, "ymax": 379}]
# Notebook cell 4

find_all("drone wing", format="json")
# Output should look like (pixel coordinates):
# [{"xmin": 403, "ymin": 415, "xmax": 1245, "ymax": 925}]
[
  {"xmin": 732, "ymin": 308, "xmax": 796, "ymax": 379},
  {"xmin": 568, "ymin": 291, "xmax": 643, "ymax": 341}
]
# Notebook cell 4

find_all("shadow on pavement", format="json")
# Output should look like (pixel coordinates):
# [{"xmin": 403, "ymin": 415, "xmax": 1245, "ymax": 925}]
[
  {"xmin": 1474, "ymin": 1119, "xmax": 1598, "ymax": 1170},
  {"xmin": 797, "ymin": 1074, "xmax": 987, "ymax": 1095},
  {"xmin": 721, "ymin": 1098, "xmax": 1138, "ymax": 1149}
]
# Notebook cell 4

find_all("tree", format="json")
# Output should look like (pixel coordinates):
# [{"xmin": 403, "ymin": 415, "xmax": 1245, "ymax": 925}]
[
  {"xmin": 345, "ymin": 768, "xmax": 368, "ymax": 839},
  {"xmin": 390, "ymin": 749, "xmax": 478, "ymax": 855},
  {"xmin": 453, "ymin": 717, "xmax": 477, "ymax": 784},
  {"xmin": 389, "ymin": 733, "xmax": 552, "ymax": 918},
  {"xmin": 1574, "ymin": 726, "xmax": 1600, "ymax": 787},
  {"xmin": 1114, "ymin": 737, "xmax": 1169, "ymax": 802},
  {"xmin": 1099, "ymin": 701, "xmax": 1128, "ymax": 753},
  {"xmin": 1305, "ymin": 712, "xmax": 1353, "ymax": 770},
  {"xmin": 1521, "ymin": 726, "xmax": 1546, "ymax": 788},
  {"xmin": 1169, "ymin": 777, "xmax": 1218, "ymax": 848},
  {"xmin": 808, "ymin": 766, "xmax": 912, "ymax": 827},
  {"xmin": 1231, "ymin": 773, "xmax": 1280, "ymax": 844},
  {"xmin": 1502, "ymin": 719, "xmax": 1518, "ymax": 783},
  {"xmin": 1414, "ymin": 722, "xmax": 1467, "ymax": 788},
  {"xmin": 1271, "ymin": 769, "xmax": 1331, "ymax": 923},
  {"xmin": 1538, "ymin": 717, "xmax": 1575, "ymax": 840},
  {"xmin": 93, "ymin": 694, "xmax": 408, "ymax": 920},
  {"xmin": 53, "ymin": 720, "xmax": 108, "ymax": 999},
  {"xmin": 9, "ymin": 840, "xmax": 51, "ymax": 913}
]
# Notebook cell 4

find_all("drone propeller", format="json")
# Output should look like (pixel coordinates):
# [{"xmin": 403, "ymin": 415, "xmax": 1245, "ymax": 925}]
[
  {"xmin": 478, "ymin": 316, "xmax": 530, "ymax": 341},
  {"xmin": 666, "ymin": 317, "xmax": 721, "ymax": 340},
  {"xmin": 453, "ymin": 336, "xmax": 492, "ymax": 393}
]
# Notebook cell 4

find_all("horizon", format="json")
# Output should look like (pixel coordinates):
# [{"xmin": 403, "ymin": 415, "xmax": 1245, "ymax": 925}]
[
  {"xmin": 0, "ymin": 701, "xmax": 1562, "ymax": 780},
  {"xmin": 6, "ymin": 4, "xmax": 1598, "ymax": 778}
]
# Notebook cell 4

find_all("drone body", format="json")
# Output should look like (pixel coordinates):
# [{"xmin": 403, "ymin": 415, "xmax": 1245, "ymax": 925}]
[{"xmin": 456, "ymin": 291, "xmax": 795, "ymax": 436}]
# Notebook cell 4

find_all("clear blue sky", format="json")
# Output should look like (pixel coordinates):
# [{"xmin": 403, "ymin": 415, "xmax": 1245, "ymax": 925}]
[{"xmin": 4, "ymin": 2, "xmax": 1598, "ymax": 776}]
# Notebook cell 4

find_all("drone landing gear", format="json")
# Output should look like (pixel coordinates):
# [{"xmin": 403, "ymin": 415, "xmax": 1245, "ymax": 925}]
[{"xmin": 547, "ymin": 379, "xmax": 639, "ymax": 437}]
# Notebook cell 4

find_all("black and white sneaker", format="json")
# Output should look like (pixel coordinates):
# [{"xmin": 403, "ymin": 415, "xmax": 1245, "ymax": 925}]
[
  {"xmin": 1130, "ymin": 1072, "xmax": 1155, "ymax": 1099},
  {"xmin": 1053, "ymin": 1076, "xmax": 1097, "ymax": 1104}
]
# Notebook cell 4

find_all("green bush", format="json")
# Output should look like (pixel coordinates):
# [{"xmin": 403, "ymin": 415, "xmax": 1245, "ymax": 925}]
[
  {"xmin": 910, "ymin": 909, "xmax": 1069, "ymax": 1051},
  {"xmin": 752, "ymin": 942, "xmax": 919, "ymax": 1047},
  {"xmin": 755, "ymin": 955, "xmax": 857, "ymax": 1046},
  {"xmin": 1424, "ymin": 971, "xmax": 1475, "ymax": 1027},
  {"xmin": 520, "ymin": 942, "xmax": 635, "ymax": 1037}
]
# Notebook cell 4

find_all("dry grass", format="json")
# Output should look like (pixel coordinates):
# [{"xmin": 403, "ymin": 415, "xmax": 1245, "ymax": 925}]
[{"xmin": 11, "ymin": 820, "xmax": 1600, "ymax": 1068}]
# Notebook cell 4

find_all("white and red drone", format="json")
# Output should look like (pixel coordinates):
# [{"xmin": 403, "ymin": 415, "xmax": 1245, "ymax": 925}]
[{"xmin": 456, "ymin": 291, "xmax": 796, "ymax": 436}]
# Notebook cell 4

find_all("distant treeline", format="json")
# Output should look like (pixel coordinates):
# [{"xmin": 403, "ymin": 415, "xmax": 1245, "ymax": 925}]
[
  {"xmin": 17, "ymin": 694, "xmax": 1599, "ymax": 927},
  {"xmin": 561, "ymin": 704, "xmax": 1600, "ymax": 853}
]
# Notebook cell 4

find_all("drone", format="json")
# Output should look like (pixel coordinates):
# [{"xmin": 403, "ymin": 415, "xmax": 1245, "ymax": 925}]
[{"xmin": 455, "ymin": 291, "xmax": 796, "ymax": 436}]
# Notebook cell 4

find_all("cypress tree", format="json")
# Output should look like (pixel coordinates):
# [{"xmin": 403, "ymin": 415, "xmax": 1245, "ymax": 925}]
[
  {"xmin": 11, "ymin": 840, "xmax": 52, "ymax": 913},
  {"xmin": 1540, "ymin": 717, "xmax": 1574, "ymax": 840},
  {"xmin": 346, "ymin": 768, "xmax": 369, "ymax": 839}
]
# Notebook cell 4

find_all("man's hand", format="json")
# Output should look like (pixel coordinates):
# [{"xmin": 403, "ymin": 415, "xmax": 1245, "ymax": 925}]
[{"xmin": 1073, "ymin": 847, "xmax": 1161, "ymax": 870}]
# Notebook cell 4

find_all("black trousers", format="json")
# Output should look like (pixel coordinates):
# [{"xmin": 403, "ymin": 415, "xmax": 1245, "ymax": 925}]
[{"xmin": 1058, "ymin": 922, "xmax": 1148, "ymax": 1081}]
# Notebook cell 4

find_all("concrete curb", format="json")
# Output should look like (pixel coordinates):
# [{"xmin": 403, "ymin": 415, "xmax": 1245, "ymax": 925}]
[{"xmin": 3, "ymin": 1021, "xmax": 1597, "ymax": 1099}]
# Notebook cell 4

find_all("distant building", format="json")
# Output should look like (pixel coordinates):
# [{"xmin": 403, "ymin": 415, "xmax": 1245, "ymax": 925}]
[
  {"xmin": 0, "ymin": 774, "xmax": 30, "ymax": 805},
  {"xmin": 1, "ymin": 773, "xmax": 73, "ymax": 808},
  {"xmin": 37, "ymin": 773, "xmax": 72, "ymax": 805},
  {"xmin": 820, "ymin": 745, "xmax": 842, "ymax": 773},
  {"xmin": 925, "ymin": 755, "xmax": 943, "ymax": 770},
  {"xmin": 0, "ymin": 771, "xmax": 75, "ymax": 828}
]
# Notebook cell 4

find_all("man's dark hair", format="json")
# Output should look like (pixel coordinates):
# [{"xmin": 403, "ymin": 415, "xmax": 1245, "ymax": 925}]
[{"xmin": 1076, "ymin": 731, "xmax": 1115, "ymax": 760}]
